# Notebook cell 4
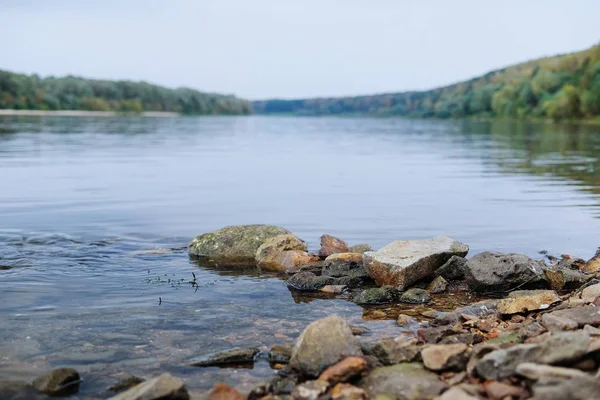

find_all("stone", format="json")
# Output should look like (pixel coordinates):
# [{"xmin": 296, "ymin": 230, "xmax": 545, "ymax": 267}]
[
  {"xmin": 475, "ymin": 344, "xmax": 543, "ymax": 380},
  {"xmin": 319, "ymin": 234, "xmax": 349, "ymax": 258},
  {"xmin": 265, "ymin": 250, "xmax": 321, "ymax": 272},
  {"xmin": 286, "ymin": 261, "xmax": 325, "ymax": 275},
  {"xmin": 363, "ymin": 236, "xmax": 468, "ymax": 289},
  {"xmin": 536, "ymin": 331, "xmax": 591, "ymax": 365},
  {"xmin": 542, "ymin": 306, "xmax": 600, "ymax": 328},
  {"xmin": 484, "ymin": 381, "xmax": 528, "ymax": 400},
  {"xmin": 109, "ymin": 376, "xmax": 146, "ymax": 393},
  {"xmin": 291, "ymin": 380, "xmax": 328, "ymax": 400},
  {"xmin": 32, "ymin": 367, "xmax": 81, "ymax": 396},
  {"xmin": 426, "ymin": 276, "xmax": 448, "ymax": 294},
  {"xmin": 417, "ymin": 326, "xmax": 463, "ymax": 344},
  {"xmin": 364, "ymin": 338, "xmax": 421, "ymax": 365},
  {"xmin": 581, "ymin": 283, "xmax": 600, "ymax": 303},
  {"xmin": 439, "ymin": 386, "xmax": 479, "ymax": 400},
  {"xmin": 286, "ymin": 272, "xmax": 333, "ymax": 292},
  {"xmin": 485, "ymin": 332, "xmax": 523, "ymax": 345},
  {"xmin": 190, "ymin": 347, "xmax": 259, "ymax": 367},
  {"xmin": 330, "ymin": 383, "xmax": 368, "ymax": 400},
  {"xmin": 433, "ymin": 299, "xmax": 500, "ymax": 326},
  {"xmin": 290, "ymin": 315, "xmax": 362, "ymax": 377},
  {"xmin": 322, "ymin": 253, "xmax": 367, "ymax": 279},
  {"xmin": 108, "ymin": 373, "xmax": 188, "ymax": 400},
  {"xmin": 269, "ymin": 345, "xmax": 293, "ymax": 364},
  {"xmin": 352, "ymin": 287, "xmax": 395, "ymax": 305},
  {"xmin": 541, "ymin": 313, "xmax": 579, "ymax": 331},
  {"xmin": 516, "ymin": 363, "xmax": 600, "ymax": 400},
  {"xmin": 545, "ymin": 267, "xmax": 590, "ymax": 291},
  {"xmin": 421, "ymin": 343, "xmax": 468, "ymax": 371},
  {"xmin": 270, "ymin": 376, "xmax": 296, "ymax": 395},
  {"xmin": 317, "ymin": 356, "xmax": 368, "ymax": 385},
  {"xmin": 360, "ymin": 363, "xmax": 447, "ymax": 400},
  {"xmin": 497, "ymin": 290, "xmax": 561, "ymax": 315},
  {"xmin": 348, "ymin": 244, "xmax": 372, "ymax": 254},
  {"xmin": 399, "ymin": 288, "xmax": 431, "ymax": 304},
  {"xmin": 320, "ymin": 285, "xmax": 346, "ymax": 294},
  {"xmin": 439, "ymin": 333, "xmax": 484, "ymax": 345},
  {"xmin": 397, "ymin": 314, "xmax": 417, "ymax": 326},
  {"xmin": 464, "ymin": 251, "xmax": 546, "ymax": 292},
  {"xmin": 515, "ymin": 362, "xmax": 591, "ymax": 380},
  {"xmin": 519, "ymin": 321, "xmax": 547, "ymax": 339},
  {"xmin": 350, "ymin": 325, "xmax": 371, "ymax": 336},
  {"xmin": 0, "ymin": 381, "xmax": 46, "ymax": 400},
  {"xmin": 582, "ymin": 250, "xmax": 600, "ymax": 274},
  {"xmin": 435, "ymin": 255, "xmax": 468, "ymax": 281},
  {"xmin": 256, "ymin": 234, "xmax": 309, "ymax": 271},
  {"xmin": 188, "ymin": 225, "xmax": 290, "ymax": 266},
  {"xmin": 207, "ymin": 383, "xmax": 244, "ymax": 400}
]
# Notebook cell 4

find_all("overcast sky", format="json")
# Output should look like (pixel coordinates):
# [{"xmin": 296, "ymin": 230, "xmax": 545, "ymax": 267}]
[{"xmin": 1, "ymin": 0, "xmax": 598, "ymax": 100}]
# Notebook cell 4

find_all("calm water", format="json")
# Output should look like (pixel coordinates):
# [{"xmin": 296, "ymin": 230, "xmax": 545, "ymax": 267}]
[{"xmin": 1, "ymin": 116, "xmax": 600, "ymax": 396}]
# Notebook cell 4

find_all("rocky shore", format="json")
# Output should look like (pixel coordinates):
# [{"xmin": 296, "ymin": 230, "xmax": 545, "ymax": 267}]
[{"xmin": 4, "ymin": 224, "xmax": 600, "ymax": 400}]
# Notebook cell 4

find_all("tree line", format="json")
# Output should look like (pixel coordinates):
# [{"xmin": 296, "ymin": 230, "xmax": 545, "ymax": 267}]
[
  {"xmin": 253, "ymin": 43, "xmax": 600, "ymax": 121},
  {"xmin": 0, "ymin": 71, "xmax": 251, "ymax": 115}
]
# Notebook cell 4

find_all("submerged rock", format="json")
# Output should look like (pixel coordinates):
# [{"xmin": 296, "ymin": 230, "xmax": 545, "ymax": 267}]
[
  {"xmin": 352, "ymin": 286, "xmax": 396, "ymax": 305},
  {"xmin": 32, "ymin": 367, "xmax": 80, "ymax": 396},
  {"xmin": 188, "ymin": 224, "xmax": 290, "ymax": 266},
  {"xmin": 319, "ymin": 234, "xmax": 349, "ymax": 258},
  {"xmin": 400, "ymin": 288, "xmax": 431, "ymax": 304},
  {"xmin": 464, "ymin": 251, "xmax": 546, "ymax": 292},
  {"xmin": 286, "ymin": 271, "xmax": 333, "ymax": 291},
  {"xmin": 363, "ymin": 236, "xmax": 468, "ymax": 289},
  {"xmin": 255, "ymin": 234, "xmax": 308, "ymax": 271},
  {"xmin": 190, "ymin": 348, "xmax": 259, "ymax": 367},
  {"xmin": 497, "ymin": 290, "xmax": 561, "ymax": 315},
  {"xmin": 290, "ymin": 315, "xmax": 362, "ymax": 377},
  {"xmin": 107, "ymin": 373, "xmax": 188, "ymax": 400},
  {"xmin": 348, "ymin": 244, "xmax": 372, "ymax": 254},
  {"xmin": 360, "ymin": 363, "xmax": 447, "ymax": 400}
]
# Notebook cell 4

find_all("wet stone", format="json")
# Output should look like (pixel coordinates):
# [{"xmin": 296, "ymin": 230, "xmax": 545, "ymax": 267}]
[
  {"xmin": 190, "ymin": 347, "xmax": 259, "ymax": 367},
  {"xmin": 108, "ymin": 373, "xmax": 188, "ymax": 400},
  {"xmin": 322, "ymin": 253, "xmax": 366, "ymax": 279},
  {"xmin": 269, "ymin": 345, "xmax": 293, "ymax": 364},
  {"xmin": 352, "ymin": 286, "xmax": 395, "ymax": 305},
  {"xmin": 286, "ymin": 272, "xmax": 333, "ymax": 292},
  {"xmin": 32, "ymin": 367, "xmax": 81, "ymax": 396},
  {"xmin": 399, "ymin": 288, "xmax": 431, "ymax": 304},
  {"xmin": 109, "ymin": 376, "xmax": 146, "ymax": 393}
]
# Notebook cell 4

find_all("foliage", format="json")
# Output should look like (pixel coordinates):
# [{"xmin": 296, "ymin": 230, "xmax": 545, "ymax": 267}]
[
  {"xmin": 253, "ymin": 43, "xmax": 600, "ymax": 121},
  {"xmin": 0, "ymin": 71, "xmax": 251, "ymax": 115}
]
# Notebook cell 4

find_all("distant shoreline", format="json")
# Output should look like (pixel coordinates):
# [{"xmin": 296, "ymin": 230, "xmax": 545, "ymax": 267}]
[{"xmin": 0, "ymin": 109, "xmax": 179, "ymax": 117}]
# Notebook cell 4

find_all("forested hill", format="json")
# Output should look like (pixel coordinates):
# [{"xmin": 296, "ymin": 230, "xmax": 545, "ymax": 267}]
[
  {"xmin": 253, "ymin": 43, "xmax": 600, "ymax": 121},
  {"xmin": 0, "ymin": 71, "xmax": 251, "ymax": 115}
]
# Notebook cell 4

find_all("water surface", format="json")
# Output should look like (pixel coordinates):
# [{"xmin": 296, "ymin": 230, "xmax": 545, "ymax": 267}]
[{"xmin": 1, "ymin": 116, "xmax": 599, "ymax": 396}]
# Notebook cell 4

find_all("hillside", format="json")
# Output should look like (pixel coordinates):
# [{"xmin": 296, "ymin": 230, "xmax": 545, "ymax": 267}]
[
  {"xmin": 0, "ymin": 71, "xmax": 251, "ymax": 115},
  {"xmin": 253, "ymin": 43, "xmax": 600, "ymax": 121}
]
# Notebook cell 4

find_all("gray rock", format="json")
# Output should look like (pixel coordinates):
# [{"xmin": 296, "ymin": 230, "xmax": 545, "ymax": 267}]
[
  {"xmin": 322, "ymin": 253, "xmax": 367, "ymax": 279},
  {"xmin": 433, "ymin": 299, "xmax": 500, "ymax": 326},
  {"xmin": 516, "ymin": 362, "xmax": 592, "ymax": 381},
  {"xmin": 363, "ymin": 236, "xmax": 468, "ymax": 289},
  {"xmin": 269, "ymin": 345, "xmax": 293, "ymax": 364},
  {"xmin": 542, "ymin": 306, "xmax": 600, "ymax": 328},
  {"xmin": 290, "ymin": 315, "xmax": 362, "ymax": 377},
  {"xmin": 109, "ymin": 376, "xmax": 146, "ymax": 393},
  {"xmin": 435, "ymin": 255, "xmax": 467, "ymax": 281},
  {"xmin": 400, "ymin": 288, "xmax": 431, "ymax": 304},
  {"xmin": 360, "ymin": 363, "xmax": 447, "ymax": 400},
  {"xmin": 475, "ymin": 344, "xmax": 543, "ymax": 380},
  {"xmin": 426, "ymin": 276, "xmax": 448, "ymax": 294},
  {"xmin": 188, "ymin": 225, "xmax": 290, "ymax": 266},
  {"xmin": 352, "ymin": 287, "xmax": 396, "ymax": 305},
  {"xmin": 348, "ymin": 244, "xmax": 373, "ymax": 254},
  {"xmin": 541, "ymin": 313, "xmax": 579, "ymax": 331},
  {"xmin": 32, "ymin": 367, "xmax": 80, "ymax": 396},
  {"xmin": 516, "ymin": 363, "xmax": 600, "ymax": 400},
  {"xmin": 464, "ymin": 251, "xmax": 546, "ymax": 292},
  {"xmin": 286, "ymin": 272, "xmax": 333, "ymax": 291},
  {"xmin": 350, "ymin": 325, "xmax": 371, "ymax": 336},
  {"xmin": 255, "ymin": 234, "xmax": 308, "ymax": 271},
  {"xmin": 439, "ymin": 386, "xmax": 480, "ymax": 400},
  {"xmin": 421, "ymin": 343, "xmax": 469, "ymax": 371},
  {"xmin": 107, "ymin": 373, "xmax": 189, "ymax": 400},
  {"xmin": 0, "ymin": 381, "xmax": 46, "ymax": 400},
  {"xmin": 363, "ymin": 338, "xmax": 421, "ymax": 365},
  {"xmin": 190, "ymin": 347, "xmax": 259, "ymax": 367},
  {"xmin": 536, "ymin": 331, "xmax": 591, "ymax": 365},
  {"xmin": 291, "ymin": 380, "xmax": 328, "ymax": 400}
]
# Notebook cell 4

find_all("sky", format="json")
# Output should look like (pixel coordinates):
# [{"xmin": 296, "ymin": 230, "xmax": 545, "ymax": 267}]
[{"xmin": 1, "ymin": 0, "xmax": 599, "ymax": 100}]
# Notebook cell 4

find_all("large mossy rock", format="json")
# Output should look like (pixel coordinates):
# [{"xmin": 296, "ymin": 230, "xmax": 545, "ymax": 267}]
[
  {"xmin": 363, "ymin": 236, "xmax": 468, "ymax": 289},
  {"xmin": 188, "ymin": 225, "xmax": 290, "ymax": 266},
  {"xmin": 290, "ymin": 315, "xmax": 362, "ymax": 377}
]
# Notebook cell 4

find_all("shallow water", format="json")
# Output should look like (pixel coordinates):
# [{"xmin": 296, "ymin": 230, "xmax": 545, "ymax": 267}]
[{"xmin": 0, "ymin": 116, "xmax": 599, "ymax": 397}]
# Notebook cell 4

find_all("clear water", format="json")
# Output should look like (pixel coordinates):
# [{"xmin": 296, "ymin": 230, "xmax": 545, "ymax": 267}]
[{"xmin": 1, "ymin": 116, "xmax": 599, "ymax": 397}]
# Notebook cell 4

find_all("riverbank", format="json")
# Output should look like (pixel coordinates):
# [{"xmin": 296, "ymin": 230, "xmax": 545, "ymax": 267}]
[{"xmin": 0, "ymin": 109, "xmax": 179, "ymax": 117}]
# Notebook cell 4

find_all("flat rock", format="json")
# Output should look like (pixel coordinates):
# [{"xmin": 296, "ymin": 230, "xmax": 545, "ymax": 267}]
[
  {"xmin": 108, "ymin": 373, "xmax": 189, "ymax": 400},
  {"xmin": 290, "ymin": 315, "xmax": 362, "ymax": 377},
  {"xmin": 497, "ymin": 290, "xmax": 561, "ymax": 315},
  {"xmin": 352, "ymin": 287, "xmax": 396, "ymax": 305},
  {"xmin": 464, "ymin": 251, "xmax": 546, "ymax": 292},
  {"xmin": 255, "ymin": 234, "xmax": 308, "ymax": 271},
  {"xmin": 322, "ymin": 253, "xmax": 366, "ymax": 279},
  {"xmin": 360, "ymin": 363, "xmax": 447, "ymax": 400},
  {"xmin": 317, "ymin": 356, "xmax": 368, "ymax": 385},
  {"xmin": 421, "ymin": 344, "xmax": 469, "ymax": 371},
  {"xmin": 348, "ymin": 244, "xmax": 372, "ymax": 254},
  {"xmin": 319, "ymin": 234, "xmax": 349, "ymax": 258},
  {"xmin": 400, "ymin": 288, "xmax": 431, "ymax": 304},
  {"xmin": 363, "ymin": 236, "xmax": 468, "ymax": 289},
  {"xmin": 190, "ymin": 348, "xmax": 259, "ymax": 367},
  {"xmin": 188, "ymin": 225, "xmax": 290, "ymax": 266},
  {"xmin": 32, "ymin": 367, "xmax": 80, "ymax": 396},
  {"xmin": 286, "ymin": 272, "xmax": 333, "ymax": 291},
  {"xmin": 542, "ymin": 306, "xmax": 600, "ymax": 328},
  {"xmin": 426, "ymin": 276, "xmax": 448, "ymax": 294}
]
